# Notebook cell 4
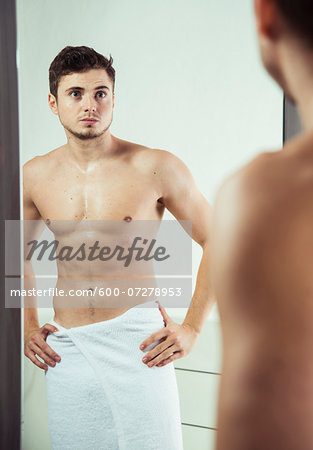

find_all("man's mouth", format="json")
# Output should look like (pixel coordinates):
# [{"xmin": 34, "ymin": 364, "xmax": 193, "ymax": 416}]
[{"xmin": 81, "ymin": 118, "xmax": 98, "ymax": 124}]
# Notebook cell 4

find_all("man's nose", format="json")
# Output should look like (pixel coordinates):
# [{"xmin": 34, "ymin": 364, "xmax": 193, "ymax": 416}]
[{"xmin": 82, "ymin": 94, "xmax": 97, "ymax": 112}]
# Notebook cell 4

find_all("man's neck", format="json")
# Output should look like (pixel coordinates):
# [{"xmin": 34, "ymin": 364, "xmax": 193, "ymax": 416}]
[
  {"xmin": 65, "ymin": 130, "xmax": 116, "ymax": 172},
  {"xmin": 295, "ymin": 87, "xmax": 313, "ymax": 133},
  {"xmin": 281, "ymin": 39, "xmax": 313, "ymax": 131}
]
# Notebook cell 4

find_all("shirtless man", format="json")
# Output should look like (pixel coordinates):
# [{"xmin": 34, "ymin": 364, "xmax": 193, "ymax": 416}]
[
  {"xmin": 23, "ymin": 46, "xmax": 213, "ymax": 449},
  {"xmin": 212, "ymin": 1, "xmax": 313, "ymax": 449}
]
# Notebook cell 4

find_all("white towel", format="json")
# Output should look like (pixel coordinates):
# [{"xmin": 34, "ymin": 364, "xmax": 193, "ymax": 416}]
[{"xmin": 45, "ymin": 301, "xmax": 183, "ymax": 450}]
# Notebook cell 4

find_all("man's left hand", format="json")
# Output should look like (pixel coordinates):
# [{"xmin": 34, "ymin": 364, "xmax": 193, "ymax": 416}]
[{"xmin": 139, "ymin": 301, "xmax": 199, "ymax": 368}]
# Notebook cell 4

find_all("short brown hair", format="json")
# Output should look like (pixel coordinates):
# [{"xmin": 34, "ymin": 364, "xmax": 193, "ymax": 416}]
[
  {"xmin": 49, "ymin": 46, "xmax": 115, "ymax": 99},
  {"xmin": 275, "ymin": 0, "xmax": 313, "ymax": 46}
]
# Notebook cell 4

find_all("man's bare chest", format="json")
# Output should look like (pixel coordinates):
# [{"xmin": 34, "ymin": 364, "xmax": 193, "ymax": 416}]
[{"xmin": 31, "ymin": 168, "xmax": 162, "ymax": 221}]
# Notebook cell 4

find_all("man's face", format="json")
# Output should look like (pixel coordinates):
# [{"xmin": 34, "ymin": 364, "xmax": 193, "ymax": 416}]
[{"xmin": 49, "ymin": 69, "xmax": 115, "ymax": 140}]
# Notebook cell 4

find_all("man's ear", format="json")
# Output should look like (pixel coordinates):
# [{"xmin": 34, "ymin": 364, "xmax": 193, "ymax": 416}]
[
  {"xmin": 254, "ymin": 0, "xmax": 277, "ymax": 38},
  {"xmin": 48, "ymin": 93, "xmax": 58, "ymax": 115},
  {"xmin": 112, "ymin": 93, "xmax": 115, "ymax": 109}
]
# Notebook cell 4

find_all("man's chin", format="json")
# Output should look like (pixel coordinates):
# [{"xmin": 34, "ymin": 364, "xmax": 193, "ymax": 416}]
[
  {"xmin": 73, "ymin": 131, "xmax": 102, "ymax": 140},
  {"xmin": 66, "ymin": 127, "xmax": 105, "ymax": 141}
]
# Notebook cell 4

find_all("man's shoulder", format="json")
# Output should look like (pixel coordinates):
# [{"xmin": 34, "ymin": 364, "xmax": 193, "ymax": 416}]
[
  {"xmin": 130, "ymin": 143, "xmax": 178, "ymax": 164},
  {"xmin": 213, "ymin": 137, "xmax": 313, "ymax": 297},
  {"xmin": 129, "ymin": 143, "xmax": 187, "ymax": 175},
  {"xmin": 212, "ymin": 150, "xmax": 289, "ymax": 255},
  {"xmin": 214, "ymin": 142, "xmax": 313, "ymax": 255},
  {"xmin": 23, "ymin": 148, "xmax": 61, "ymax": 169},
  {"xmin": 22, "ymin": 148, "xmax": 63, "ymax": 194},
  {"xmin": 23, "ymin": 148, "xmax": 62, "ymax": 175},
  {"xmin": 215, "ymin": 150, "xmax": 289, "ymax": 214},
  {"xmin": 23, "ymin": 155, "xmax": 45, "ymax": 182},
  {"xmin": 217, "ymin": 132, "xmax": 313, "ymax": 216}
]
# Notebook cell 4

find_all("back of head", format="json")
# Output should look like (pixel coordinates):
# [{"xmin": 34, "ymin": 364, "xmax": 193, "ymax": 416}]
[
  {"xmin": 49, "ymin": 46, "xmax": 115, "ymax": 99},
  {"xmin": 275, "ymin": 0, "xmax": 313, "ymax": 47}
]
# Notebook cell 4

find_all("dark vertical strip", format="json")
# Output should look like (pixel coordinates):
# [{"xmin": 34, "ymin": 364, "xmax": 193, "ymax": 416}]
[
  {"xmin": 283, "ymin": 95, "xmax": 286, "ymax": 143},
  {"xmin": 0, "ymin": 0, "xmax": 21, "ymax": 449},
  {"xmin": 283, "ymin": 95, "xmax": 302, "ymax": 143}
]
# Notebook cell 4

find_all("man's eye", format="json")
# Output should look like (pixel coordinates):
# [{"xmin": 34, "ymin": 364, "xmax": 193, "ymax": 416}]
[
  {"xmin": 70, "ymin": 91, "xmax": 80, "ymax": 97},
  {"xmin": 97, "ymin": 91, "xmax": 106, "ymax": 98}
]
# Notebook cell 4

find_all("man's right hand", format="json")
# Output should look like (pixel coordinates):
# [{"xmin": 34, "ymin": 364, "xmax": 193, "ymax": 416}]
[{"xmin": 24, "ymin": 324, "xmax": 61, "ymax": 371}]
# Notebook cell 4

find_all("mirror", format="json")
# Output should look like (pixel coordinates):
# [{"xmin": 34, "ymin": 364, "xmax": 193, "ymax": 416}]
[{"xmin": 18, "ymin": 0, "xmax": 283, "ymax": 448}]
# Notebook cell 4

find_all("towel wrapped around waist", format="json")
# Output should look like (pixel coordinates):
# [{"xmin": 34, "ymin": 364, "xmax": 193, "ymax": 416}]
[{"xmin": 45, "ymin": 300, "xmax": 183, "ymax": 450}]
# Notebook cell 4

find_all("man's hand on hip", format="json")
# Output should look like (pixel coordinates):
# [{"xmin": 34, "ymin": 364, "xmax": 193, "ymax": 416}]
[
  {"xmin": 139, "ymin": 301, "xmax": 199, "ymax": 368},
  {"xmin": 24, "ymin": 324, "xmax": 61, "ymax": 371}
]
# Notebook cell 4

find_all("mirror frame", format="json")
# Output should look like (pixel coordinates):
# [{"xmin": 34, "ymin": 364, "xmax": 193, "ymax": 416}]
[{"xmin": 0, "ymin": 0, "xmax": 21, "ymax": 448}]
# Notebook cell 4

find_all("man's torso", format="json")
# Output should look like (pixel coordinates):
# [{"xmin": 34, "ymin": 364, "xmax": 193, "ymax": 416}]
[{"xmin": 25, "ymin": 138, "xmax": 167, "ymax": 328}]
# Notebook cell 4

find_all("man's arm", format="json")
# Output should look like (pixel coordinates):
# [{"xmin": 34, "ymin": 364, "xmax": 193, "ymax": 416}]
[
  {"xmin": 23, "ymin": 159, "xmax": 45, "ymax": 335},
  {"xmin": 155, "ymin": 150, "xmax": 215, "ymax": 335},
  {"xmin": 23, "ymin": 159, "xmax": 61, "ymax": 371}
]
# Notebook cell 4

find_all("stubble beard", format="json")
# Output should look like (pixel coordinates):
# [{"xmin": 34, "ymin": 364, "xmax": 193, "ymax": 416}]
[{"xmin": 61, "ymin": 114, "xmax": 113, "ymax": 141}]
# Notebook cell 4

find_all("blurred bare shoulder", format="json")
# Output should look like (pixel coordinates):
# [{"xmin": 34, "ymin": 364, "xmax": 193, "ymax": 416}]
[
  {"xmin": 214, "ymin": 132, "xmax": 313, "ymax": 234},
  {"xmin": 213, "ymin": 151, "xmax": 281, "ymax": 232},
  {"xmin": 213, "ymin": 139, "xmax": 313, "ymax": 302},
  {"xmin": 211, "ymin": 150, "xmax": 287, "ymax": 282}
]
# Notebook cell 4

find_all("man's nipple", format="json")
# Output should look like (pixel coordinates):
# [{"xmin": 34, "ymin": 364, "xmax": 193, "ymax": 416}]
[{"xmin": 124, "ymin": 216, "xmax": 132, "ymax": 222}]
